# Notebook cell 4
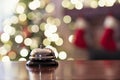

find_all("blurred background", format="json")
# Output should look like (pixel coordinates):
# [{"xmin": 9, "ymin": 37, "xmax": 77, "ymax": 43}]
[{"xmin": 0, "ymin": 0, "xmax": 120, "ymax": 61}]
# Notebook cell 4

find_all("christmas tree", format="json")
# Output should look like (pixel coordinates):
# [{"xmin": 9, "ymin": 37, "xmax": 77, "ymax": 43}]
[{"xmin": 0, "ymin": 0, "xmax": 64, "ymax": 61}]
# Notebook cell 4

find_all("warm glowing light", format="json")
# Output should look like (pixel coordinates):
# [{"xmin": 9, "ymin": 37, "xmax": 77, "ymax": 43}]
[
  {"xmin": 30, "ymin": 38, "xmax": 39, "ymax": 49},
  {"xmin": 1, "ymin": 33, "xmax": 10, "ymax": 43},
  {"xmin": 20, "ymin": 48, "xmax": 29, "ymax": 57},
  {"xmin": 3, "ymin": 19, "xmax": 11, "ymax": 26},
  {"xmin": 19, "ymin": 14, "xmax": 27, "ymax": 22},
  {"xmin": 15, "ymin": 35, "xmax": 23, "ymax": 44},
  {"xmin": 3, "ymin": 25, "xmax": 16, "ymax": 35},
  {"xmin": 0, "ymin": 47, "xmax": 8, "ymax": 55},
  {"xmin": 98, "ymin": 0, "xmax": 105, "ymax": 7},
  {"xmin": 62, "ymin": 0, "xmax": 71, "ymax": 8},
  {"xmin": 68, "ymin": 35, "xmax": 74, "ymax": 43},
  {"xmin": 2, "ymin": 56, "xmax": 10, "ymax": 62},
  {"xmin": 49, "ymin": 33, "xmax": 59, "ymax": 41},
  {"xmin": 29, "ymin": 0, "xmax": 41, "ymax": 10},
  {"xmin": 45, "ymin": 3, "xmax": 55, "ymax": 13},
  {"xmin": 16, "ymin": 4, "xmax": 25, "ymax": 14},
  {"xmin": 3, "ymin": 44, "xmax": 11, "ymax": 52},
  {"xmin": 43, "ymin": 38, "xmax": 51, "ymax": 46},
  {"xmin": 55, "ymin": 38, "xmax": 63, "ymax": 46},
  {"xmin": 54, "ymin": 18, "xmax": 61, "ymax": 26},
  {"xmin": 90, "ymin": 0, "xmax": 98, "ymax": 8},
  {"xmin": 40, "ymin": 23, "xmax": 46, "ymax": 31},
  {"xmin": 19, "ymin": 58, "xmax": 26, "ymax": 61},
  {"xmin": 24, "ymin": 38, "xmax": 32, "ymax": 46},
  {"xmin": 8, "ymin": 51, "xmax": 16, "ymax": 59},
  {"xmin": 11, "ymin": 16, "xmax": 19, "ymax": 24},
  {"xmin": 45, "ymin": 24, "xmax": 57, "ymax": 33},
  {"xmin": 31, "ymin": 25, "xmax": 39, "ymax": 33},
  {"xmin": 59, "ymin": 51, "xmax": 67, "ymax": 60},
  {"xmin": 44, "ymin": 23, "xmax": 57, "ymax": 37},
  {"xmin": 70, "ymin": 0, "xmax": 79, "ymax": 4},
  {"xmin": 40, "ymin": 0, "xmax": 45, "ymax": 8},
  {"xmin": 63, "ymin": 15, "xmax": 72, "ymax": 24},
  {"xmin": 105, "ymin": 0, "xmax": 116, "ymax": 7},
  {"xmin": 27, "ymin": 12, "xmax": 35, "ymax": 20},
  {"xmin": 75, "ymin": 1, "xmax": 83, "ymax": 10}
]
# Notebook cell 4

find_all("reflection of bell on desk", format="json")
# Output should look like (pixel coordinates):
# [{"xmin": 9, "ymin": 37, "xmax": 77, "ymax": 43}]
[
  {"xmin": 26, "ymin": 45, "xmax": 58, "ymax": 67},
  {"xmin": 26, "ymin": 65, "xmax": 58, "ymax": 80}
]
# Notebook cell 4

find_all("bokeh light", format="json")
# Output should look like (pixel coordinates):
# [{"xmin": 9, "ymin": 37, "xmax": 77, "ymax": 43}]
[
  {"xmin": 1, "ymin": 33, "xmax": 10, "ymax": 43},
  {"xmin": 11, "ymin": 16, "xmax": 19, "ymax": 24},
  {"xmin": 20, "ymin": 48, "xmax": 29, "ymax": 57},
  {"xmin": 3, "ymin": 25, "xmax": 16, "ymax": 35},
  {"xmin": 31, "ymin": 25, "xmax": 39, "ymax": 33},
  {"xmin": 19, "ymin": 58, "xmax": 26, "ymax": 61},
  {"xmin": 15, "ymin": 35, "xmax": 23, "ymax": 44},
  {"xmin": 19, "ymin": 14, "xmax": 27, "ymax": 22},
  {"xmin": 16, "ymin": 3, "xmax": 25, "ymax": 14},
  {"xmin": 28, "ymin": 0, "xmax": 41, "ymax": 10},
  {"xmin": 45, "ymin": 3, "xmax": 55, "ymax": 13},
  {"xmin": 58, "ymin": 51, "xmax": 67, "ymax": 60},
  {"xmin": 30, "ymin": 38, "xmax": 39, "ymax": 49},
  {"xmin": 90, "ymin": 0, "xmax": 98, "ymax": 8},
  {"xmin": 8, "ymin": 51, "xmax": 17, "ymax": 60},
  {"xmin": 40, "ymin": 23, "xmax": 46, "ymax": 31},
  {"xmin": 0, "ymin": 46, "xmax": 8, "ymax": 55},
  {"xmin": 43, "ymin": 38, "xmax": 51, "ymax": 46},
  {"xmin": 62, "ymin": 0, "xmax": 71, "ymax": 8},
  {"xmin": 24, "ymin": 38, "xmax": 32, "ymax": 46},
  {"xmin": 2, "ymin": 56, "xmax": 10, "ymax": 62},
  {"xmin": 63, "ymin": 15, "xmax": 72, "ymax": 24},
  {"xmin": 98, "ymin": 0, "xmax": 105, "ymax": 7},
  {"xmin": 55, "ymin": 38, "xmax": 63, "ymax": 46},
  {"xmin": 68, "ymin": 35, "xmax": 74, "ymax": 43},
  {"xmin": 75, "ymin": 1, "xmax": 83, "ymax": 10}
]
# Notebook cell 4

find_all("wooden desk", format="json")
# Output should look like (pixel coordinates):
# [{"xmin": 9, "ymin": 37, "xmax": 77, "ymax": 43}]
[{"xmin": 0, "ymin": 60, "xmax": 120, "ymax": 80}]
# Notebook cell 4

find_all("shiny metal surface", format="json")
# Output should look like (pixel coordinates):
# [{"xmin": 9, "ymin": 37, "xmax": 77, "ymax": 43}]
[
  {"xmin": 0, "ymin": 60, "xmax": 120, "ymax": 80},
  {"xmin": 29, "ymin": 48, "xmax": 55, "ymax": 60}
]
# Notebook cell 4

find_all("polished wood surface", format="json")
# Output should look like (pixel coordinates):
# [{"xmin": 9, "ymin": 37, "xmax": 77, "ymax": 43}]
[{"xmin": 0, "ymin": 60, "xmax": 120, "ymax": 80}]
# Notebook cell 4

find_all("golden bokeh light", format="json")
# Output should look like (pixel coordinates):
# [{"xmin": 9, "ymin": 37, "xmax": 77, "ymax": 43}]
[
  {"xmin": 59, "ymin": 51, "xmax": 67, "ymax": 60},
  {"xmin": 43, "ymin": 38, "xmax": 51, "ymax": 46},
  {"xmin": 19, "ymin": 14, "xmax": 27, "ymax": 22},
  {"xmin": 20, "ymin": 48, "xmax": 29, "ymax": 57},
  {"xmin": 8, "ymin": 51, "xmax": 17, "ymax": 60},
  {"xmin": 15, "ymin": 35, "xmax": 23, "ymax": 44},
  {"xmin": 31, "ymin": 25, "xmax": 39, "ymax": 33},
  {"xmin": 75, "ymin": 1, "xmax": 83, "ymax": 10},
  {"xmin": 1, "ymin": 33, "xmax": 10, "ymax": 43},
  {"xmin": 28, "ymin": 0, "xmax": 41, "ymax": 10},
  {"xmin": 98, "ymin": 0, "xmax": 105, "ymax": 7},
  {"xmin": 68, "ymin": 35, "xmax": 74, "ymax": 43},
  {"xmin": 0, "ymin": 46, "xmax": 8, "ymax": 55},
  {"xmin": 3, "ymin": 25, "xmax": 16, "ymax": 35},
  {"xmin": 24, "ymin": 38, "xmax": 32, "ymax": 46},
  {"xmin": 63, "ymin": 15, "xmax": 72, "ymax": 24},
  {"xmin": 2, "ymin": 56, "xmax": 10, "ymax": 62},
  {"xmin": 16, "ymin": 4, "xmax": 25, "ymax": 14},
  {"xmin": 62, "ymin": 0, "xmax": 71, "ymax": 8},
  {"xmin": 19, "ymin": 58, "xmax": 26, "ymax": 61},
  {"xmin": 90, "ymin": 0, "xmax": 98, "ymax": 8},
  {"xmin": 11, "ymin": 16, "xmax": 19, "ymax": 24},
  {"xmin": 40, "ymin": 23, "xmax": 46, "ymax": 31},
  {"xmin": 55, "ymin": 38, "xmax": 63, "ymax": 46},
  {"xmin": 45, "ymin": 3, "xmax": 55, "ymax": 13}
]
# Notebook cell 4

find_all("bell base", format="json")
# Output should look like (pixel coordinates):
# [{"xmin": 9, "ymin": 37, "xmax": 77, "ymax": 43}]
[{"xmin": 26, "ymin": 60, "xmax": 58, "ymax": 67}]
